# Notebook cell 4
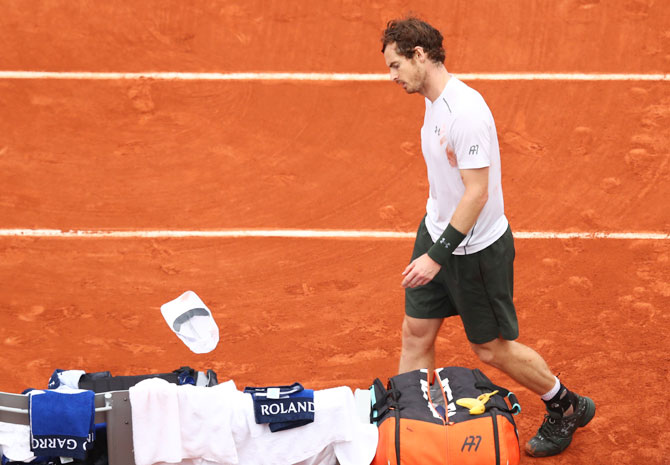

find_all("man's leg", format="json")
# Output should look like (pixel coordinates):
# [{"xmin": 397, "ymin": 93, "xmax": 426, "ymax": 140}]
[
  {"xmin": 470, "ymin": 337, "xmax": 595, "ymax": 457},
  {"xmin": 398, "ymin": 315, "xmax": 443, "ymax": 374},
  {"xmin": 469, "ymin": 338, "xmax": 555, "ymax": 395}
]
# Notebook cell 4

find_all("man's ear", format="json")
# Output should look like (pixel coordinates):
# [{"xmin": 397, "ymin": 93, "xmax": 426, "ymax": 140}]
[{"xmin": 413, "ymin": 46, "xmax": 426, "ymax": 62}]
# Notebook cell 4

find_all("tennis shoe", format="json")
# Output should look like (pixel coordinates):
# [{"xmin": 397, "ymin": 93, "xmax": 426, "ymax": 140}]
[{"xmin": 525, "ymin": 394, "xmax": 596, "ymax": 457}]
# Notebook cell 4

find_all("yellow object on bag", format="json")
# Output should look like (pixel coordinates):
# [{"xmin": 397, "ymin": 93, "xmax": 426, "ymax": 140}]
[{"xmin": 456, "ymin": 390, "xmax": 499, "ymax": 415}]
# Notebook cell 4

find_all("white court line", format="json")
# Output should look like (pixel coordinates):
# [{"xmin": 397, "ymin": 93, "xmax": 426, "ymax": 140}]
[
  {"xmin": 0, "ymin": 229, "xmax": 667, "ymax": 240},
  {"xmin": 0, "ymin": 71, "xmax": 668, "ymax": 81}
]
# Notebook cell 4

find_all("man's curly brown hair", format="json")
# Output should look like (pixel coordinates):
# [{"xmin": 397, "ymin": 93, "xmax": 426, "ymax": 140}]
[{"xmin": 381, "ymin": 17, "xmax": 445, "ymax": 64}]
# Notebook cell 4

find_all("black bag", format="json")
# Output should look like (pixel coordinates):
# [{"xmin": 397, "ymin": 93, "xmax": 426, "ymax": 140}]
[{"xmin": 75, "ymin": 366, "xmax": 218, "ymax": 392}]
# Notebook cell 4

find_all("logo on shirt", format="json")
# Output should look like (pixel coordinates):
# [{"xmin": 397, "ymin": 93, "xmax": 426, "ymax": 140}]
[{"xmin": 469, "ymin": 144, "xmax": 479, "ymax": 155}]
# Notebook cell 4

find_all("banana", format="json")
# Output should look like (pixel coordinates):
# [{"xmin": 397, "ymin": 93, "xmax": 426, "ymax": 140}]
[
  {"xmin": 456, "ymin": 390, "xmax": 499, "ymax": 415},
  {"xmin": 455, "ymin": 397, "xmax": 482, "ymax": 413}
]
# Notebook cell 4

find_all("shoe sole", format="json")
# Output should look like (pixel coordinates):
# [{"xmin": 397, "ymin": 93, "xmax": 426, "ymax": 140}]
[
  {"xmin": 524, "ymin": 396, "xmax": 596, "ymax": 457},
  {"xmin": 579, "ymin": 396, "xmax": 596, "ymax": 427}
]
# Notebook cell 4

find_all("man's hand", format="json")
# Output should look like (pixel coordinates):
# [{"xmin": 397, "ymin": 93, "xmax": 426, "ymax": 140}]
[{"xmin": 401, "ymin": 253, "xmax": 441, "ymax": 288}]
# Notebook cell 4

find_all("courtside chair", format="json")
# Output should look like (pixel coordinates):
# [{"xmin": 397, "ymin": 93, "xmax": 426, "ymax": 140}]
[{"xmin": 0, "ymin": 390, "xmax": 136, "ymax": 465}]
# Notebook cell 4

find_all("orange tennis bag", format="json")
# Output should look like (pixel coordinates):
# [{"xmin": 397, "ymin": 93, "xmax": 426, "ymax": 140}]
[{"xmin": 370, "ymin": 367, "xmax": 521, "ymax": 465}]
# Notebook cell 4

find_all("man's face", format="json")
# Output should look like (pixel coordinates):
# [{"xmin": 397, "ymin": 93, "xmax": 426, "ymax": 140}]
[{"xmin": 383, "ymin": 43, "xmax": 425, "ymax": 94}]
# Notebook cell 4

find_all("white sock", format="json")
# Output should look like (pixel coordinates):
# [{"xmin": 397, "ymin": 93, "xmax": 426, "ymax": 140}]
[{"xmin": 541, "ymin": 376, "xmax": 561, "ymax": 401}]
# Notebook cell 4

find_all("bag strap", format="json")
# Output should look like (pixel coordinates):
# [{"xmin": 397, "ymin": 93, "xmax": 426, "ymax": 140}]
[
  {"xmin": 388, "ymin": 377, "xmax": 402, "ymax": 465},
  {"xmin": 474, "ymin": 380, "xmax": 521, "ymax": 415},
  {"xmin": 369, "ymin": 378, "xmax": 405, "ymax": 424},
  {"xmin": 370, "ymin": 390, "xmax": 403, "ymax": 422},
  {"xmin": 369, "ymin": 374, "xmax": 416, "ymax": 465},
  {"xmin": 369, "ymin": 378, "xmax": 384, "ymax": 424}
]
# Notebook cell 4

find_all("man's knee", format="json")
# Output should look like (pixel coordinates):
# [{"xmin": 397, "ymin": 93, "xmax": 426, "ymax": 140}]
[
  {"xmin": 470, "ymin": 338, "xmax": 506, "ymax": 366},
  {"xmin": 401, "ymin": 316, "xmax": 441, "ymax": 352}
]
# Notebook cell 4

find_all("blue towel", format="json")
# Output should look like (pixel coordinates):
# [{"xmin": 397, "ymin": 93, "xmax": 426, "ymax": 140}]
[
  {"xmin": 244, "ymin": 383, "xmax": 315, "ymax": 432},
  {"xmin": 29, "ymin": 389, "xmax": 95, "ymax": 459}
]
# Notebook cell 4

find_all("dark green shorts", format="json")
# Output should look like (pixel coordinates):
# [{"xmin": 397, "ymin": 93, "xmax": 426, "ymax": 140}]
[{"xmin": 405, "ymin": 218, "xmax": 519, "ymax": 344}]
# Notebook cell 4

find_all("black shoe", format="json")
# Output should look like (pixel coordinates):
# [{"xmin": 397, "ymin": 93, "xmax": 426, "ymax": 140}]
[{"xmin": 525, "ymin": 394, "xmax": 596, "ymax": 457}]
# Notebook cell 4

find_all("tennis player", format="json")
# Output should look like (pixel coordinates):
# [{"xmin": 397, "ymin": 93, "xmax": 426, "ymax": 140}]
[{"xmin": 381, "ymin": 16, "xmax": 595, "ymax": 457}]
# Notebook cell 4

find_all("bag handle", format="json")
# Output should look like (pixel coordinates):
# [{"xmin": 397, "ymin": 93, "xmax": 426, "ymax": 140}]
[
  {"xmin": 369, "ymin": 378, "xmax": 384, "ymax": 424},
  {"xmin": 475, "ymin": 380, "xmax": 521, "ymax": 415},
  {"xmin": 369, "ymin": 378, "xmax": 405, "ymax": 424}
]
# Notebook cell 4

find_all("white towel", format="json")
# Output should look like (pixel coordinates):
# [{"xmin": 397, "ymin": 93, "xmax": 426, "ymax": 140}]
[
  {"xmin": 173, "ymin": 383, "xmax": 238, "ymax": 464},
  {"xmin": 333, "ymin": 388, "xmax": 377, "ymax": 465},
  {"xmin": 129, "ymin": 379, "xmax": 378, "ymax": 465},
  {"xmin": 293, "ymin": 444, "xmax": 337, "ymax": 465},
  {"xmin": 229, "ymin": 386, "xmax": 378, "ymax": 465},
  {"xmin": 318, "ymin": 387, "xmax": 378, "ymax": 465},
  {"xmin": 129, "ymin": 378, "xmax": 182, "ymax": 465},
  {"xmin": 0, "ymin": 421, "xmax": 34, "ymax": 462},
  {"xmin": 130, "ymin": 379, "xmax": 239, "ymax": 465}
]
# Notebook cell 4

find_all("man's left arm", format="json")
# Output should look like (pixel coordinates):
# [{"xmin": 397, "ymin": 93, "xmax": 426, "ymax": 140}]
[
  {"xmin": 446, "ymin": 166, "xmax": 489, "ymax": 237},
  {"xmin": 401, "ymin": 167, "xmax": 489, "ymax": 288}
]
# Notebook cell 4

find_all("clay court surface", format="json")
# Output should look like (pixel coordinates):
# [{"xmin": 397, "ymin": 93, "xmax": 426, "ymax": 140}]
[{"xmin": 1, "ymin": 1, "xmax": 669, "ymax": 463}]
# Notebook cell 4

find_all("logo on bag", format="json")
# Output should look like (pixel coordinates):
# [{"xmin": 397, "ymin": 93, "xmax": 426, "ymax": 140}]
[
  {"xmin": 462, "ymin": 435, "xmax": 482, "ymax": 452},
  {"xmin": 438, "ymin": 372, "xmax": 457, "ymax": 417}
]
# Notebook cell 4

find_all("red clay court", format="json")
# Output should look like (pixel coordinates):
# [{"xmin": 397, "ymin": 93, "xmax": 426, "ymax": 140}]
[{"xmin": 1, "ymin": 1, "xmax": 669, "ymax": 464}]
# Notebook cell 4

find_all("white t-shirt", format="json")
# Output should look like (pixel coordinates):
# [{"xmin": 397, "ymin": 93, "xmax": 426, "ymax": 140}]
[{"xmin": 421, "ymin": 76, "xmax": 508, "ymax": 255}]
